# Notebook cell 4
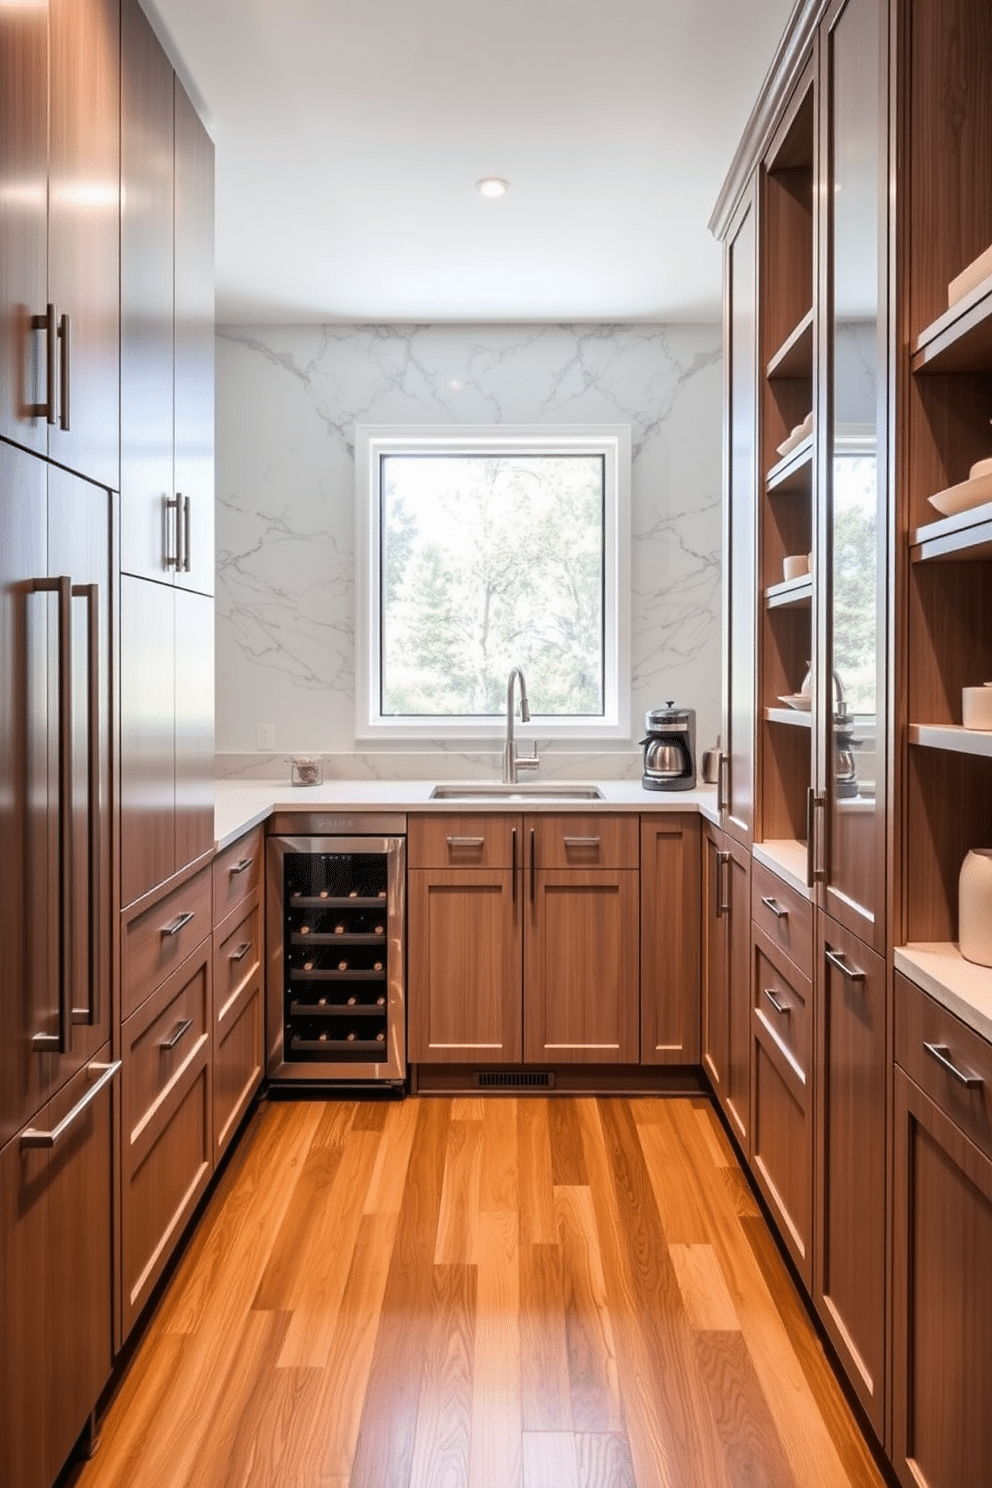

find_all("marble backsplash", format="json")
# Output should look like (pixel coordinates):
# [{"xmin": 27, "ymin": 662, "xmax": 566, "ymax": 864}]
[{"xmin": 215, "ymin": 322, "xmax": 723, "ymax": 778}]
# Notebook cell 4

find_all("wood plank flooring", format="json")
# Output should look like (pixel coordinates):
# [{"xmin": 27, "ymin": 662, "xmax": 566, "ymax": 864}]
[{"xmin": 74, "ymin": 1096, "xmax": 887, "ymax": 1488}]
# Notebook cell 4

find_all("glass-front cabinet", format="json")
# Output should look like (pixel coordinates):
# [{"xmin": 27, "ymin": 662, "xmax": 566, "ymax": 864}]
[{"xmin": 816, "ymin": 0, "xmax": 888, "ymax": 953}]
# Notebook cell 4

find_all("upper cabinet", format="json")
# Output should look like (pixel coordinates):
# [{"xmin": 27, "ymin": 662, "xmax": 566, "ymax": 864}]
[
  {"xmin": 121, "ymin": 0, "xmax": 215, "ymax": 597},
  {"xmin": 0, "ymin": 0, "xmax": 121, "ymax": 491}
]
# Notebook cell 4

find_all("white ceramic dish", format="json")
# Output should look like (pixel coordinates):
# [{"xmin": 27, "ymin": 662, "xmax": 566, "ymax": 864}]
[
  {"xmin": 778, "ymin": 694, "xmax": 812, "ymax": 712},
  {"xmin": 782, "ymin": 553, "xmax": 810, "ymax": 580},
  {"xmin": 969, "ymin": 456, "xmax": 992, "ymax": 480},
  {"xmin": 963, "ymin": 687, "xmax": 992, "ymax": 730},
  {"xmin": 927, "ymin": 469, "xmax": 992, "ymax": 518}
]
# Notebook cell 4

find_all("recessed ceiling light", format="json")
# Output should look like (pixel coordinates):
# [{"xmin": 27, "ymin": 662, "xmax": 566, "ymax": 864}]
[{"xmin": 476, "ymin": 177, "xmax": 509, "ymax": 199}]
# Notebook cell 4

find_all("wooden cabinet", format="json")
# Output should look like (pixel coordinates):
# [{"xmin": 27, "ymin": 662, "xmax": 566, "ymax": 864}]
[
  {"xmin": 120, "ymin": 576, "xmax": 214, "ymax": 907},
  {"xmin": 120, "ymin": 914, "xmax": 212, "ymax": 1341},
  {"xmin": 701, "ymin": 820, "xmax": 751, "ymax": 1150},
  {"xmin": 212, "ymin": 830, "xmax": 264, "ymax": 1161},
  {"xmin": 813, "ymin": 915, "xmax": 886, "ymax": 1434},
  {"xmin": 892, "ymin": 976, "xmax": 992, "ymax": 1488},
  {"xmin": 1, "ymin": 1051, "xmax": 116, "ymax": 1488},
  {"xmin": 639, "ymin": 815, "xmax": 700, "ymax": 1064},
  {"xmin": 750, "ymin": 929, "xmax": 813, "ymax": 1285},
  {"xmin": 0, "ymin": 0, "xmax": 120, "ymax": 489},
  {"xmin": 0, "ymin": 443, "xmax": 113, "ymax": 1146},
  {"xmin": 120, "ymin": 0, "xmax": 214, "ymax": 596},
  {"xmin": 408, "ymin": 813, "xmax": 639, "ymax": 1067}
]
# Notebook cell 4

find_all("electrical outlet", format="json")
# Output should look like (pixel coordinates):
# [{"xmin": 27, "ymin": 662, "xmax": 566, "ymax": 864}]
[{"xmin": 257, "ymin": 723, "xmax": 275, "ymax": 750}]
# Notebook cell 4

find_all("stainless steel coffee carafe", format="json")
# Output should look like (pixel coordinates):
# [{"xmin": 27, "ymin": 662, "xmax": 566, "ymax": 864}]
[{"xmin": 640, "ymin": 702, "xmax": 696, "ymax": 791}]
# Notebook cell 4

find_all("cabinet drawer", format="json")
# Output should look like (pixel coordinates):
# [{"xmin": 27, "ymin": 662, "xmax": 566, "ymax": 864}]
[
  {"xmin": 213, "ymin": 828, "xmax": 263, "ymax": 925},
  {"xmin": 531, "ymin": 813, "xmax": 638, "ymax": 870},
  {"xmin": 408, "ymin": 813, "xmax": 521, "ymax": 869},
  {"xmin": 214, "ymin": 893, "xmax": 262, "ymax": 1024},
  {"xmin": 751, "ymin": 859, "xmax": 812, "ymax": 978},
  {"xmin": 122, "ymin": 864, "xmax": 212, "ymax": 1020},
  {"xmin": 123, "ymin": 942, "xmax": 210, "ymax": 1139},
  {"xmin": 752, "ymin": 929, "xmax": 812, "ymax": 1081},
  {"xmin": 214, "ymin": 980, "xmax": 262, "ymax": 1161},
  {"xmin": 895, "ymin": 973, "xmax": 992, "ymax": 1161}
]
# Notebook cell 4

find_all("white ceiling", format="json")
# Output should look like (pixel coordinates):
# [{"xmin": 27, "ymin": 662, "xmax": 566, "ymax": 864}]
[{"xmin": 146, "ymin": 0, "xmax": 795, "ymax": 326}]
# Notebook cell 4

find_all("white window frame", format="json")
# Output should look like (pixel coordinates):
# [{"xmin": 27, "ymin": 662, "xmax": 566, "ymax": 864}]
[{"xmin": 354, "ymin": 424, "xmax": 631, "ymax": 744}]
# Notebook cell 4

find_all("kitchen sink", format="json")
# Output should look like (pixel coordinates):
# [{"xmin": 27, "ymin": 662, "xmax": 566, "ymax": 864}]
[{"xmin": 429, "ymin": 782, "xmax": 604, "ymax": 801}]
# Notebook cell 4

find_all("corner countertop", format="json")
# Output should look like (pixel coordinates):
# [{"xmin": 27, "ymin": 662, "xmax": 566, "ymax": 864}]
[{"xmin": 214, "ymin": 778, "xmax": 721, "ymax": 851}]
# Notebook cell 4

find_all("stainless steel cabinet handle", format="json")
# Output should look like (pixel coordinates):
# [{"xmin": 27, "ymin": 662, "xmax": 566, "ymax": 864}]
[
  {"xmin": 160, "ymin": 1018, "xmax": 193, "ymax": 1051},
  {"xmin": 924, "ymin": 1041, "xmax": 983, "ymax": 1089},
  {"xmin": 764, "ymin": 988, "xmax": 790, "ymax": 1015},
  {"xmin": 166, "ymin": 495, "xmax": 181, "ymax": 570},
  {"xmin": 511, "ymin": 827, "xmax": 517, "ymax": 903},
  {"xmin": 20, "ymin": 1061, "xmax": 120, "ymax": 1149},
  {"xmin": 824, "ymin": 947, "xmax": 865, "ymax": 982},
  {"xmin": 71, "ymin": 582, "xmax": 100, "ymax": 1028},
  {"xmin": 229, "ymin": 941, "xmax": 252, "ymax": 963},
  {"xmin": 31, "ymin": 575, "xmax": 73, "ymax": 1054},
  {"xmin": 229, "ymin": 856, "xmax": 253, "ymax": 875},
  {"xmin": 716, "ymin": 751, "xmax": 728, "ymax": 815},
  {"xmin": 716, "ymin": 850, "xmax": 731, "ymax": 919},
  {"xmin": 161, "ymin": 910, "xmax": 195, "ymax": 938},
  {"xmin": 806, "ymin": 787, "xmax": 815, "ymax": 888},
  {"xmin": 182, "ymin": 494, "xmax": 191, "ymax": 572},
  {"xmin": 563, "ymin": 836, "xmax": 600, "ymax": 849},
  {"xmin": 28, "ymin": 303, "xmax": 58, "ymax": 421},
  {"xmin": 447, "ymin": 836, "xmax": 485, "ymax": 848},
  {"xmin": 58, "ymin": 312, "xmax": 70, "ymax": 430},
  {"xmin": 761, "ymin": 896, "xmax": 788, "ymax": 919}
]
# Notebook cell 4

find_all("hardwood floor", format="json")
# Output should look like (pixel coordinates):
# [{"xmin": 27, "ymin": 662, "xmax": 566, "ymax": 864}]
[{"xmin": 75, "ymin": 1096, "xmax": 886, "ymax": 1488}]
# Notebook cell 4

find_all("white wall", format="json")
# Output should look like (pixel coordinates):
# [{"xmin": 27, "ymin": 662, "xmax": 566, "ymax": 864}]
[{"xmin": 215, "ymin": 322, "xmax": 723, "ymax": 779}]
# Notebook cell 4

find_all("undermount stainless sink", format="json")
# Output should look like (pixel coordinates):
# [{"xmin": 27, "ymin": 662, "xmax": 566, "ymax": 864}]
[{"xmin": 429, "ymin": 782, "xmax": 604, "ymax": 801}]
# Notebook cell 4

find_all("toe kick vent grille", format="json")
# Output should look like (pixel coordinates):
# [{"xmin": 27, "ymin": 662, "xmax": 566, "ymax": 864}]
[{"xmin": 474, "ymin": 1070, "xmax": 556, "ymax": 1089}]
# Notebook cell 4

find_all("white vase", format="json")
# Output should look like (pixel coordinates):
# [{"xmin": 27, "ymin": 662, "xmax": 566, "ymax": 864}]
[{"xmin": 959, "ymin": 849, "xmax": 992, "ymax": 967}]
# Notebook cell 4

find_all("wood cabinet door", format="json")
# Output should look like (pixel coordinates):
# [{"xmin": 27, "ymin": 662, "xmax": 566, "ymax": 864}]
[
  {"xmin": 0, "ymin": 0, "xmax": 48, "ymax": 455},
  {"xmin": 120, "ymin": 0, "xmax": 176, "ymax": 584},
  {"xmin": 640, "ymin": 814, "xmax": 700, "ymax": 1064},
  {"xmin": 120, "ymin": 575, "xmax": 177, "ymax": 906},
  {"xmin": 174, "ymin": 588, "xmax": 215, "ymax": 875},
  {"xmin": 725, "ymin": 836, "xmax": 752, "ymax": 1151},
  {"xmin": 892, "ymin": 1068, "xmax": 992, "ymax": 1488},
  {"xmin": 814, "ymin": 916, "xmax": 885, "ymax": 1434},
  {"xmin": 408, "ymin": 868, "xmax": 522, "ymax": 1063},
  {"xmin": 0, "ymin": 1054, "xmax": 114, "ymax": 1488},
  {"xmin": 173, "ymin": 75, "xmax": 215, "ymax": 599},
  {"xmin": 701, "ymin": 820, "xmax": 730, "ymax": 1100},
  {"xmin": 524, "ymin": 869, "xmax": 639, "ymax": 1064},
  {"xmin": 47, "ymin": 0, "xmax": 120, "ymax": 490}
]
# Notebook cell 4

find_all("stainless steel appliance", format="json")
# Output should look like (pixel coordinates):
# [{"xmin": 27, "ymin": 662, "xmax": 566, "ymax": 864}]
[
  {"xmin": 266, "ymin": 813, "xmax": 406, "ymax": 1087},
  {"xmin": 640, "ymin": 703, "xmax": 696, "ymax": 791}
]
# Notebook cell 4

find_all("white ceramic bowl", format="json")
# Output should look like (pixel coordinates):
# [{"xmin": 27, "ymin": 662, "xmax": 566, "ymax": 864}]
[
  {"xmin": 963, "ymin": 687, "xmax": 992, "ymax": 730},
  {"xmin": 782, "ymin": 554, "xmax": 810, "ymax": 580}
]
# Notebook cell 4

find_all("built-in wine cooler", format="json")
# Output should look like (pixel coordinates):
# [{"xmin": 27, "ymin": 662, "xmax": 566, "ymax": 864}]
[{"xmin": 266, "ymin": 814, "xmax": 406, "ymax": 1087}]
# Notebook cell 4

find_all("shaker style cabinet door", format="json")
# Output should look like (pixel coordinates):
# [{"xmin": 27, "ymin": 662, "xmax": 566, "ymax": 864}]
[{"xmin": 640, "ymin": 815, "xmax": 701, "ymax": 1064}]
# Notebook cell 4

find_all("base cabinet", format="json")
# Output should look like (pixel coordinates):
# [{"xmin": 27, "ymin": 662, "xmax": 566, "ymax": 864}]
[
  {"xmin": 639, "ymin": 816, "xmax": 701, "ymax": 1064},
  {"xmin": 1, "ymin": 1055, "xmax": 115, "ymax": 1488},
  {"xmin": 702, "ymin": 821, "xmax": 751, "ymax": 1149},
  {"xmin": 212, "ymin": 830, "xmax": 264, "ymax": 1161}
]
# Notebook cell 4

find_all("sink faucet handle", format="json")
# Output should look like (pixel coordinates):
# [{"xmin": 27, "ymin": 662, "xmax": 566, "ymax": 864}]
[{"xmin": 517, "ymin": 743, "xmax": 541, "ymax": 772}]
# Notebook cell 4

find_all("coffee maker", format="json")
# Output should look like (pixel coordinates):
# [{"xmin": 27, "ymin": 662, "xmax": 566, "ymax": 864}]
[{"xmin": 640, "ymin": 703, "xmax": 696, "ymax": 791}]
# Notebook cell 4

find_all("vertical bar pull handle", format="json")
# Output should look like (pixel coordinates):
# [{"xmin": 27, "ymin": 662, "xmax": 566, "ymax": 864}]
[
  {"xmin": 716, "ymin": 751, "xmax": 728, "ymax": 815},
  {"xmin": 511, "ymin": 827, "xmax": 517, "ymax": 903},
  {"xmin": 58, "ymin": 313, "xmax": 70, "ymax": 431},
  {"xmin": 806, "ymin": 787, "xmax": 815, "ymax": 889},
  {"xmin": 71, "ymin": 583, "xmax": 100, "ymax": 1027},
  {"xmin": 29, "ymin": 303, "xmax": 57, "ymax": 422},
  {"xmin": 181, "ymin": 494, "xmax": 191, "ymax": 572},
  {"xmin": 529, "ymin": 828, "xmax": 536, "ymax": 903},
  {"xmin": 166, "ymin": 496, "xmax": 181, "ymax": 570},
  {"xmin": 31, "ymin": 576, "xmax": 73, "ymax": 1053},
  {"xmin": 715, "ymin": 850, "xmax": 731, "ymax": 919}
]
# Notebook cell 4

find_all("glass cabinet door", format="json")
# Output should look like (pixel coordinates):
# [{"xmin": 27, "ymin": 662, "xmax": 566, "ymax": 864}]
[{"xmin": 819, "ymin": 0, "xmax": 888, "ymax": 950}]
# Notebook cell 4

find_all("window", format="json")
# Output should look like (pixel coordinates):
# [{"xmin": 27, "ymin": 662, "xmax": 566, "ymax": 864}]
[{"xmin": 355, "ymin": 425, "xmax": 630, "ymax": 741}]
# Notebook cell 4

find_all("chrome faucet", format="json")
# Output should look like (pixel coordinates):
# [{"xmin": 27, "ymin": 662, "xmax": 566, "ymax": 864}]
[{"xmin": 504, "ymin": 667, "xmax": 540, "ymax": 784}]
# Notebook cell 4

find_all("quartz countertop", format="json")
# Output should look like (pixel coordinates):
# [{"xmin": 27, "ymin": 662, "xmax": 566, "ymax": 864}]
[{"xmin": 214, "ymin": 777, "xmax": 721, "ymax": 851}]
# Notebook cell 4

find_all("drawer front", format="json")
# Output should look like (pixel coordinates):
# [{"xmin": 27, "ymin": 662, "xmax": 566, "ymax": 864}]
[
  {"xmin": 531, "ymin": 813, "xmax": 639, "ymax": 870},
  {"xmin": 408, "ymin": 813, "xmax": 521, "ymax": 869},
  {"xmin": 213, "ymin": 828, "xmax": 263, "ymax": 925},
  {"xmin": 895, "ymin": 973, "xmax": 992, "ymax": 1161},
  {"xmin": 751, "ymin": 1022, "xmax": 813, "ymax": 1285},
  {"xmin": 122, "ymin": 865, "xmax": 212, "ymax": 1020},
  {"xmin": 752, "ymin": 929, "xmax": 812, "ymax": 1081},
  {"xmin": 751, "ymin": 859, "xmax": 813, "ymax": 978},
  {"xmin": 214, "ymin": 893, "xmax": 262, "ymax": 1024},
  {"xmin": 214, "ymin": 980, "xmax": 263, "ymax": 1161},
  {"xmin": 123, "ymin": 943, "xmax": 211, "ymax": 1140}
]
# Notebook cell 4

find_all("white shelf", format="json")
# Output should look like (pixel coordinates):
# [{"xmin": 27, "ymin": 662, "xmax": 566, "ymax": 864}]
[
  {"xmin": 896, "ymin": 944, "xmax": 992, "ymax": 1046},
  {"xmin": 765, "ymin": 706, "xmax": 812, "ymax": 728},
  {"xmin": 908, "ymin": 724, "xmax": 992, "ymax": 759},
  {"xmin": 752, "ymin": 839, "xmax": 811, "ymax": 898}
]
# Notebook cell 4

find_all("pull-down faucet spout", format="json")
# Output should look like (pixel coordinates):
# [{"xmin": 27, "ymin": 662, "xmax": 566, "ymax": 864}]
[{"xmin": 504, "ymin": 668, "xmax": 540, "ymax": 784}]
